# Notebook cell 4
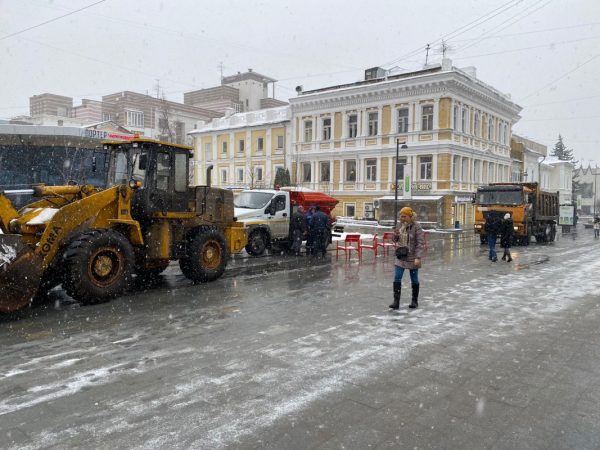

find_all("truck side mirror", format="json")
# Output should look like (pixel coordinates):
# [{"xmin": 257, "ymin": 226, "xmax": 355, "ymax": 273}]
[{"xmin": 91, "ymin": 155, "xmax": 97, "ymax": 173}]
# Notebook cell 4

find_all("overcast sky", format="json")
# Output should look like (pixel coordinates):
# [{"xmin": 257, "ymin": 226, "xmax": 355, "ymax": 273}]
[{"xmin": 1, "ymin": 0, "xmax": 598, "ymax": 164}]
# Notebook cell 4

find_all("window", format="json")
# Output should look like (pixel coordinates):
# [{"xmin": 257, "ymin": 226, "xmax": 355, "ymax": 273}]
[
  {"xmin": 238, "ymin": 139, "xmax": 245, "ymax": 153},
  {"xmin": 453, "ymin": 105, "xmax": 459, "ymax": 130},
  {"xmin": 276, "ymin": 135, "xmax": 284, "ymax": 150},
  {"xmin": 255, "ymin": 167, "xmax": 263, "ymax": 181},
  {"xmin": 222, "ymin": 141, "xmax": 227, "ymax": 154},
  {"xmin": 473, "ymin": 160, "xmax": 480, "ymax": 183},
  {"xmin": 419, "ymin": 156, "xmax": 432, "ymax": 180},
  {"xmin": 257, "ymin": 137, "xmax": 264, "ymax": 152},
  {"xmin": 102, "ymin": 112, "xmax": 113, "ymax": 122},
  {"xmin": 126, "ymin": 110, "xmax": 144, "ymax": 128},
  {"xmin": 236, "ymin": 168, "xmax": 244, "ymax": 182},
  {"xmin": 320, "ymin": 161, "xmax": 330, "ymax": 182},
  {"xmin": 174, "ymin": 153, "xmax": 187, "ymax": 192},
  {"xmin": 488, "ymin": 118, "xmax": 494, "ymax": 140},
  {"xmin": 366, "ymin": 159, "xmax": 377, "ymax": 182},
  {"xmin": 304, "ymin": 120, "xmax": 313, "ymax": 142},
  {"xmin": 345, "ymin": 203, "xmax": 356, "ymax": 217},
  {"xmin": 368, "ymin": 111, "xmax": 378, "ymax": 136},
  {"xmin": 498, "ymin": 123, "xmax": 504, "ymax": 144},
  {"xmin": 474, "ymin": 113, "xmax": 480, "ymax": 137},
  {"xmin": 453, "ymin": 156, "xmax": 460, "ymax": 181},
  {"xmin": 395, "ymin": 156, "xmax": 407, "ymax": 181},
  {"xmin": 348, "ymin": 114, "xmax": 357, "ymax": 138},
  {"xmin": 221, "ymin": 169, "xmax": 228, "ymax": 183},
  {"xmin": 461, "ymin": 158, "xmax": 469, "ymax": 182},
  {"xmin": 322, "ymin": 117, "xmax": 332, "ymax": 140},
  {"xmin": 156, "ymin": 152, "xmax": 170, "ymax": 190},
  {"xmin": 397, "ymin": 108, "xmax": 409, "ymax": 133},
  {"xmin": 421, "ymin": 105, "xmax": 433, "ymax": 131},
  {"xmin": 345, "ymin": 160, "xmax": 356, "ymax": 182},
  {"xmin": 273, "ymin": 195, "xmax": 286, "ymax": 212},
  {"xmin": 302, "ymin": 162, "xmax": 311, "ymax": 182},
  {"xmin": 204, "ymin": 143, "xmax": 212, "ymax": 162},
  {"xmin": 461, "ymin": 107, "xmax": 467, "ymax": 132}
]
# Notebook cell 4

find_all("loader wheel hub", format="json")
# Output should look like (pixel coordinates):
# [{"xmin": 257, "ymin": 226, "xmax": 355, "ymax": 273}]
[
  {"xmin": 201, "ymin": 240, "xmax": 222, "ymax": 270},
  {"xmin": 89, "ymin": 248, "xmax": 122, "ymax": 286}
]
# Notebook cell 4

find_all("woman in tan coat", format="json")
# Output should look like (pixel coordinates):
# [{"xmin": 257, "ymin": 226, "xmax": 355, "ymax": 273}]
[{"xmin": 389, "ymin": 206, "xmax": 426, "ymax": 310}]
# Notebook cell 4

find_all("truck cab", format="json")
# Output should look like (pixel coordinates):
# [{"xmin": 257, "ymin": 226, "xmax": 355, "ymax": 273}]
[{"xmin": 234, "ymin": 188, "xmax": 338, "ymax": 256}]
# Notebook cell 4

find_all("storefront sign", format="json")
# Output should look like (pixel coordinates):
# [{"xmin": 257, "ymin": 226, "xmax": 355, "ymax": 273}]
[
  {"xmin": 455, "ymin": 195, "xmax": 473, "ymax": 203},
  {"xmin": 411, "ymin": 182, "xmax": 432, "ymax": 192},
  {"xmin": 85, "ymin": 129, "xmax": 133, "ymax": 140}
]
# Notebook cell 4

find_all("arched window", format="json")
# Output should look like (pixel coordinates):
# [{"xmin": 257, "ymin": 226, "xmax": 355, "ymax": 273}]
[
  {"xmin": 461, "ymin": 107, "xmax": 467, "ymax": 132},
  {"xmin": 498, "ymin": 123, "xmax": 503, "ymax": 144},
  {"xmin": 474, "ymin": 113, "xmax": 480, "ymax": 137},
  {"xmin": 488, "ymin": 118, "xmax": 493, "ymax": 141}
]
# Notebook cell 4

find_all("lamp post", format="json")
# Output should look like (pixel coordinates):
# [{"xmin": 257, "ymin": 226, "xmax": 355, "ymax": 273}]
[{"xmin": 393, "ymin": 139, "xmax": 408, "ymax": 229}]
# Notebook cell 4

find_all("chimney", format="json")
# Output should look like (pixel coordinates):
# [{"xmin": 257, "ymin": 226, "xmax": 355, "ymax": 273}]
[{"xmin": 248, "ymin": 68, "xmax": 253, "ymax": 72}]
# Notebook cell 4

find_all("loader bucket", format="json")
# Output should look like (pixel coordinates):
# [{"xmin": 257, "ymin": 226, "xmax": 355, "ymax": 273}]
[{"xmin": 0, "ymin": 235, "xmax": 43, "ymax": 313}]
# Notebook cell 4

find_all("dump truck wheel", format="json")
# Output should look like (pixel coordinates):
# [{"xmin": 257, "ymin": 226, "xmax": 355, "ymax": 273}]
[
  {"xmin": 245, "ymin": 229, "xmax": 267, "ymax": 256},
  {"xmin": 63, "ymin": 229, "xmax": 134, "ymax": 305},
  {"xmin": 180, "ymin": 229, "xmax": 228, "ymax": 282}
]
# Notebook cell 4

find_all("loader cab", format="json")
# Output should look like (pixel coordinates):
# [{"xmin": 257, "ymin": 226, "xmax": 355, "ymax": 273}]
[{"xmin": 104, "ymin": 139, "xmax": 191, "ymax": 218}]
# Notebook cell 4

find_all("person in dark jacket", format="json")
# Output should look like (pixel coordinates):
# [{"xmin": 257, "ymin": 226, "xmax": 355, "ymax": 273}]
[
  {"xmin": 500, "ymin": 213, "xmax": 514, "ymax": 262},
  {"xmin": 485, "ymin": 213, "xmax": 502, "ymax": 262},
  {"xmin": 305, "ymin": 206, "xmax": 315, "ymax": 255},
  {"xmin": 309, "ymin": 205, "xmax": 329, "ymax": 257},
  {"xmin": 390, "ymin": 206, "xmax": 426, "ymax": 310},
  {"xmin": 290, "ymin": 205, "xmax": 307, "ymax": 255}
]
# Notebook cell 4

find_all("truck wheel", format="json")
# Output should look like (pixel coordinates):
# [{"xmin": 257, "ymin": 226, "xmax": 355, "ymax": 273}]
[
  {"xmin": 63, "ymin": 229, "xmax": 134, "ymax": 305},
  {"xmin": 180, "ymin": 228, "xmax": 228, "ymax": 282},
  {"xmin": 245, "ymin": 229, "xmax": 267, "ymax": 256},
  {"xmin": 549, "ymin": 224, "xmax": 557, "ymax": 242}
]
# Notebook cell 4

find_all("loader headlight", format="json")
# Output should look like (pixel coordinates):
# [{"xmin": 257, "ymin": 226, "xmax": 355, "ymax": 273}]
[{"xmin": 9, "ymin": 219, "xmax": 21, "ymax": 234}]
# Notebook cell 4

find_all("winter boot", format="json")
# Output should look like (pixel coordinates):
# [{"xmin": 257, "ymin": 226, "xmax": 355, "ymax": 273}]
[
  {"xmin": 389, "ymin": 282, "xmax": 401, "ymax": 309},
  {"xmin": 409, "ymin": 283, "xmax": 420, "ymax": 309}
]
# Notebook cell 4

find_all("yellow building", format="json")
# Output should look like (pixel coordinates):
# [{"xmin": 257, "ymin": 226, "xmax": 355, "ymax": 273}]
[
  {"xmin": 189, "ymin": 106, "xmax": 291, "ymax": 189},
  {"xmin": 289, "ymin": 59, "xmax": 522, "ymax": 228}
]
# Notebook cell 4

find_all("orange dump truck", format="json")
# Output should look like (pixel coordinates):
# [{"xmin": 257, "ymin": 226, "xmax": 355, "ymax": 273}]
[{"xmin": 474, "ymin": 182, "xmax": 559, "ymax": 246}]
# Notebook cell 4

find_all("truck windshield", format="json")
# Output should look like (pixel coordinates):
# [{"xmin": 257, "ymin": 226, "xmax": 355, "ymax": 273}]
[
  {"xmin": 106, "ymin": 148, "xmax": 147, "ymax": 187},
  {"xmin": 477, "ymin": 190, "xmax": 523, "ymax": 205},
  {"xmin": 234, "ymin": 192, "xmax": 274, "ymax": 209}
]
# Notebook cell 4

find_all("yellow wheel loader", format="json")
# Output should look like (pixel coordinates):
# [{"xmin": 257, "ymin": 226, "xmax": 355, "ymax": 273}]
[{"xmin": 0, "ymin": 138, "xmax": 246, "ymax": 313}]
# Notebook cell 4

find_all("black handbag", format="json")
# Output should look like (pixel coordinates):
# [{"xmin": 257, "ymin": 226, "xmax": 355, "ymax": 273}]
[{"xmin": 395, "ymin": 246, "xmax": 409, "ymax": 260}]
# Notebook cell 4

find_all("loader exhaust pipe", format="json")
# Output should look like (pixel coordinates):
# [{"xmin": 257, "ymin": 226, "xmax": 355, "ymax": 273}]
[{"xmin": 206, "ymin": 164, "xmax": 214, "ymax": 188}]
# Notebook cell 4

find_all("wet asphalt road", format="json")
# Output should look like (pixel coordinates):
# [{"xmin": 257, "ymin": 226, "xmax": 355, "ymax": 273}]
[{"xmin": 1, "ymin": 228, "xmax": 600, "ymax": 449}]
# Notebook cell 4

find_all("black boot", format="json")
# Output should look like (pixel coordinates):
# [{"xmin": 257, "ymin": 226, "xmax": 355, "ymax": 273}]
[
  {"xmin": 409, "ymin": 284, "xmax": 419, "ymax": 309},
  {"xmin": 389, "ymin": 282, "xmax": 401, "ymax": 309}
]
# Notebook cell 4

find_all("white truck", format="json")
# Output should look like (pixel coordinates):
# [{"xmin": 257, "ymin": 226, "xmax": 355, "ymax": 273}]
[{"xmin": 233, "ymin": 188, "xmax": 338, "ymax": 256}]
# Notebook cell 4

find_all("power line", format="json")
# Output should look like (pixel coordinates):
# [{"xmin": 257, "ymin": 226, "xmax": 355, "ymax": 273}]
[
  {"xmin": 522, "ymin": 94, "xmax": 600, "ymax": 108},
  {"xmin": 450, "ymin": 22, "xmax": 600, "ymax": 43},
  {"xmin": 453, "ymin": 35, "xmax": 600, "ymax": 61},
  {"xmin": 452, "ymin": 0, "xmax": 552, "ymax": 54},
  {"xmin": 0, "ymin": 0, "xmax": 107, "ymax": 41},
  {"xmin": 519, "ymin": 52, "xmax": 600, "ymax": 102},
  {"xmin": 381, "ymin": 0, "xmax": 522, "ymax": 68}
]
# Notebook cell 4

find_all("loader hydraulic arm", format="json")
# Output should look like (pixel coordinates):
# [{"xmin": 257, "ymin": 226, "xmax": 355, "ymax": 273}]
[{"xmin": 0, "ymin": 193, "xmax": 19, "ymax": 233}]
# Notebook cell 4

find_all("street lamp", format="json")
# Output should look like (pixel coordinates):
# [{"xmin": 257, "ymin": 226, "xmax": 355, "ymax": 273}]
[{"xmin": 393, "ymin": 139, "xmax": 408, "ymax": 229}]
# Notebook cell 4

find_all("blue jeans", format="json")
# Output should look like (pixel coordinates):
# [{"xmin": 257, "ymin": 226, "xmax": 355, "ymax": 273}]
[
  {"xmin": 487, "ymin": 233, "xmax": 497, "ymax": 260},
  {"xmin": 394, "ymin": 265, "xmax": 419, "ymax": 284}
]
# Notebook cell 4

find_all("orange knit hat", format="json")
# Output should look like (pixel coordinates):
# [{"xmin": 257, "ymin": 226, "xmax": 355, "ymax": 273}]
[{"xmin": 400, "ymin": 206, "xmax": 414, "ymax": 216}]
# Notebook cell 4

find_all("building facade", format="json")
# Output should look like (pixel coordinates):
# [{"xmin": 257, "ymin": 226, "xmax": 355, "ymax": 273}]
[
  {"xmin": 189, "ymin": 106, "xmax": 291, "ymax": 189},
  {"xmin": 573, "ymin": 165, "xmax": 600, "ymax": 216},
  {"xmin": 288, "ymin": 59, "xmax": 522, "ymax": 228}
]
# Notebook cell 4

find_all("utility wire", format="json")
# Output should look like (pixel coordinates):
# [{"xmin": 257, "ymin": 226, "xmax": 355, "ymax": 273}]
[
  {"xmin": 450, "ymin": 22, "xmax": 600, "ymax": 43},
  {"xmin": 519, "ymin": 52, "xmax": 600, "ymax": 102},
  {"xmin": 381, "ymin": 0, "xmax": 522, "ymax": 68},
  {"xmin": 452, "ymin": 0, "xmax": 552, "ymax": 54},
  {"xmin": 0, "ymin": 0, "xmax": 107, "ymax": 41}
]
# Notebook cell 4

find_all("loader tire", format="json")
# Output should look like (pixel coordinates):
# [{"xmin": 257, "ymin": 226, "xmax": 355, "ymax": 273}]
[
  {"xmin": 180, "ymin": 228, "xmax": 228, "ymax": 282},
  {"xmin": 63, "ymin": 229, "xmax": 135, "ymax": 305}
]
